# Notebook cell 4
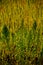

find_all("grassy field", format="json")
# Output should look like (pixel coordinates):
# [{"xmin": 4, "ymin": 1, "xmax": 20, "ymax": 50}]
[{"xmin": 0, "ymin": 0, "xmax": 43, "ymax": 65}]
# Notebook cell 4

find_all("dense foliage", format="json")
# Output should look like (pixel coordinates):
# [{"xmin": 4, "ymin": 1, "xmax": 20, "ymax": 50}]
[{"xmin": 0, "ymin": 0, "xmax": 43, "ymax": 65}]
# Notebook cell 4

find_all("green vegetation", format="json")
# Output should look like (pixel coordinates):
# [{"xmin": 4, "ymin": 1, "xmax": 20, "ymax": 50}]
[
  {"xmin": 2, "ymin": 25, "xmax": 9, "ymax": 38},
  {"xmin": 0, "ymin": 0, "xmax": 43, "ymax": 65}
]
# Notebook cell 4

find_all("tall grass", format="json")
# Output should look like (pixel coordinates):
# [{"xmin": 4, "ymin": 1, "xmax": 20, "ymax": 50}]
[{"xmin": 0, "ymin": 0, "xmax": 43, "ymax": 65}]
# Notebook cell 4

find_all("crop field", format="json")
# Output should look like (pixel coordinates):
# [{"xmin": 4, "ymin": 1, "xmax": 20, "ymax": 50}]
[{"xmin": 0, "ymin": 0, "xmax": 43, "ymax": 65}]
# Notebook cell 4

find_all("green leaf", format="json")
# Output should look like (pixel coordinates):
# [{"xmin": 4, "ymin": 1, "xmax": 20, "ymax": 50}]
[
  {"xmin": 40, "ymin": 48, "xmax": 43, "ymax": 58},
  {"xmin": 2, "ymin": 25, "xmax": 9, "ymax": 38},
  {"xmin": 33, "ymin": 21, "xmax": 37, "ymax": 30}
]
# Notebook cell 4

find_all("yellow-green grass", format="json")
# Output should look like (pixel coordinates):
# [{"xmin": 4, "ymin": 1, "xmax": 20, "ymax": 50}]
[{"xmin": 0, "ymin": 0, "xmax": 43, "ymax": 65}]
